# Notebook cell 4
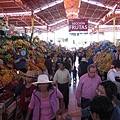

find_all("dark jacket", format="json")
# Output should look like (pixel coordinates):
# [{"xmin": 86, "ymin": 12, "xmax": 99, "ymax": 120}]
[{"xmin": 78, "ymin": 61, "xmax": 89, "ymax": 78}]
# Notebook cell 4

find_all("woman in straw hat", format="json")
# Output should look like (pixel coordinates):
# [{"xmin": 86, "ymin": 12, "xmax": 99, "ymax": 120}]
[
  {"xmin": 15, "ymin": 71, "xmax": 36, "ymax": 120},
  {"xmin": 25, "ymin": 74, "xmax": 63, "ymax": 120}
]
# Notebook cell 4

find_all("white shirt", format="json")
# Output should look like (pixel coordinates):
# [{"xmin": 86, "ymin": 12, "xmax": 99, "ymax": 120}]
[
  {"xmin": 107, "ymin": 69, "xmax": 118, "ymax": 82},
  {"xmin": 53, "ymin": 69, "xmax": 71, "ymax": 84}
]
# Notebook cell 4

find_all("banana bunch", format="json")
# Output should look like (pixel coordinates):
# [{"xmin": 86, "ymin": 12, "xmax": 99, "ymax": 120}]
[
  {"xmin": 14, "ymin": 39, "xmax": 23, "ymax": 46},
  {"xmin": 0, "ymin": 49, "xmax": 6, "ymax": 54},
  {"xmin": 36, "ymin": 58, "xmax": 46, "ymax": 71},
  {"xmin": 7, "ymin": 40, "xmax": 13, "ymax": 46},
  {"xmin": 33, "ymin": 36, "xmax": 40, "ymax": 43},
  {"xmin": 7, "ymin": 63, "xmax": 14, "ymax": 69},
  {"xmin": 5, "ymin": 54, "xmax": 12, "ymax": 58},
  {"xmin": 7, "ymin": 58, "xmax": 14, "ymax": 63},
  {"xmin": 0, "ymin": 70, "xmax": 13, "ymax": 85},
  {"xmin": 0, "ymin": 64, "xmax": 7, "ymax": 70},
  {"xmin": 0, "ymin": 59, "xmax": 3, "ymax": 63},
  {"xmin": 26, "ymin": 61, "xmax": 42, "ymax": 74},
  {"xmin": 14, "ymin": 39, "xmax": 31, "ymax": 49},
  {"xmin": 22, "ymin": 40, "xmax": 30, "ymax": 48},
  {"xmin": 3, "ymin": 45, "xmax": 11, "ymax": 51},
  {"xmin": 2, "ymin": 73, "xmax": 12, "ymax": 85}
]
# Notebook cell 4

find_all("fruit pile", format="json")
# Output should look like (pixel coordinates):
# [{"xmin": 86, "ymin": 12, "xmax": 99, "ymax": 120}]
[
  {"xmin": 0, "ymin": 91, "xmax": 14, "ymax": 102},
  {"xmin": 26, "ymin": 61, "xmax": 42, "ymax": 75},
  {"xmin": 0, "ymin": 69, "xmax": 17, "ymax": 87},
  {"xmin": 0, "ymin": 38, "xmax": 53, "ymax": 88}
]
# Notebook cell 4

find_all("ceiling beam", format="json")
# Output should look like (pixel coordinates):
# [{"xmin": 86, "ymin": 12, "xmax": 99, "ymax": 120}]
[
  {"xmin": 0, "ymin": 0, "xmax": 13, "ymax": 3},
  {"xmin": 9, "ymin": 15, "xmax": 30, "ymax": 26},
  {"xmin": 90, "ymin": 2, "xmax": 119, "ymax": 34},
  {"xmin": 82, "ymin": 0, "xmax": 113, "ymax": 10},
  {"xmin": 11, "ymin": 0, "xmax": 30, "ymax": 12},
  {"xmin": 34, "ymin": 0, "xmax": 63, "ymax": 13},
  {"xmin": 33, "ymin": 15, "xmax": 47, "ymax": 26}
]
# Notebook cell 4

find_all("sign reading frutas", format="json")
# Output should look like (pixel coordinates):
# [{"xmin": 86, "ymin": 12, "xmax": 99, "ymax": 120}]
[{"xmin": 69, "ymin": 19, "xmax": 88, "ymax": 32}]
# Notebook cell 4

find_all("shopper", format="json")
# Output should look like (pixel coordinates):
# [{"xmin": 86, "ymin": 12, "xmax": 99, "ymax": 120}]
[
  {"xmin": 53, "ymin": 62, "xmax": 71, "ymax": 109},
  {"xmin": 107, "ymin": 61, "xmax": 120, "ymax": 82},
  {"xmin": 90, "ymin": 95, "xmax": 114, "ymax": 120},
  {"xmin": 25, "ymin": 74, "xmax": 63, "ymax": 120},
  {"xmin": 78, "ymin": 57, "xmax": 89, "ymax": 78},
  {"xmin": 62, "ymin": 96, "xmax": 114, "ymax": 120},
  {"xmin": 97, "ymin": 80, "xmax": 120, "ymax": 120},
  {"xmin": 15, "ymin": 71, "xmax": 36, "ymax": 120},
  {"xmin": 64, "ymin": 80, "xmax": 120, "ymax": 120},
  {"xmin": 73, "ymin": 66, "xmax": 77, "ymax": 82},
  {"xmin": 76, "ymin": 64, "xmax": 101, "ymax": 109}
]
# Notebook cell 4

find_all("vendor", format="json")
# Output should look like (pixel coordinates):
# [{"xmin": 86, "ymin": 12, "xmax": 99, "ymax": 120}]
[
  {"xmin": 14, "ymin": 46, "xmax": 29, "ymax": 73},
  {"xmin": 15, "ymin": 71, "xmax": 36, "ymax": 120}
]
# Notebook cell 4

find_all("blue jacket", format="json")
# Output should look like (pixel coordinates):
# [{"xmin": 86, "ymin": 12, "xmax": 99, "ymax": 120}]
[{"xmin": 111, "ymin": 106, "xmax": 120, "ymax": 120}]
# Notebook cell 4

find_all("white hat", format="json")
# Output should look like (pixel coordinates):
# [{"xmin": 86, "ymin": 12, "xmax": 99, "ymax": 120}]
[
  {"xmin": 32, "ymin": 74, "xmax": 53, "ymax": 86},
  {"xmin": 81, "ymin": 57, "xmax": 87, "ymax": 62}
]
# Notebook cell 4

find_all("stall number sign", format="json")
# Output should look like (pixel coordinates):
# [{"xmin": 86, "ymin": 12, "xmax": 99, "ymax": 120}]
[{"xmin": 69, "ymin": 19, "xmax": 88, "ymax": 32}]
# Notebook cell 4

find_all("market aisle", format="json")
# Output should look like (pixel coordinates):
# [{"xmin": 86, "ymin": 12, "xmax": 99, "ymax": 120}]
[
  {"xmin": 67, "ymin": 81, "xmax": 81, "ymax": 120},
  {"xmin": 64, "ymin": 57, "xmax": 81, "ymax": 120}
]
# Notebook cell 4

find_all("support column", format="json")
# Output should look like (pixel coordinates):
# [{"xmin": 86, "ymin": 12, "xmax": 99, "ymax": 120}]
[
  {"xmin": 30, "ymin": 11, "xmax": 34, "ymax": 43},
  {"xmin": 113, "ymin": 17, "xmax": 116, "ymax": 45},
  {"xmin": 54, "ymin": 32, "xmax": 55, "ymax": 44},
  {"xmin": 90, "ymin": 34, "xmax": 93, "ymax": 43},
  {"xmin": 97, "ymin": 25, "xmax": 99, "ymax": 42},
  {"xmin": 47, "ymin": 25, "xmax": 48, "ymax": 42},
  {"xmin": 31, "ymin": 11, "xmax": 34, "ymax": 32},
  {"xmin": 6, "ymin": 16, "xmax": 8, "ymax": 26}
]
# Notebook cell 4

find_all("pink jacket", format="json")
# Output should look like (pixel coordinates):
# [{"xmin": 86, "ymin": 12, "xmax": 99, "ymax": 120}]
[{"xmin": 29, "ymin": 87, "xmax": 63, "ymax": 120}]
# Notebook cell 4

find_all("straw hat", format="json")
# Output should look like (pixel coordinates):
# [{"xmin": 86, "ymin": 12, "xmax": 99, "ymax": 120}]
[
  {"xmin": 32, "ymin": 74, "xmax": 53, "ymax": 86},
  {"xmin": 17, "ymin": 46, "xmax": 22, "ymax": 49},
  {"xmin": 24, "ymin": 71, "xmax": 36, "ymax": 78},
  {"xmin": 81, "ymin": 57, "xmax": 87, "ymax": 62}
]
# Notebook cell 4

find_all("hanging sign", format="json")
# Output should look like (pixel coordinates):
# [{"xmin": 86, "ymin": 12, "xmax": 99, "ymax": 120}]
[{"xmin": 69, "ymin": 19, "xmax": 88, "ymax": 32}]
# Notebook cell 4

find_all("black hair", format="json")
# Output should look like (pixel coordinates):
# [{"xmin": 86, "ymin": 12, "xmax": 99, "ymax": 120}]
[
  {"xmin": 87, "ymin": 64, "xmax": 97, "ymax": 72},
  {"xmin": 60, "ymin": 61, "xmax": 65, "ymax": 66},
  {"xmin": 114, "ymin": 61, "xmax": 120, "ymax": 69},
  {"xmin": 90, "ymin": 95, "xmax": 114, "ymax": 120},
  {"xmin": 47, "ymin": 55, "xmax": 50, "ymax": 59},
  {"xmin": 113, "ymin": 49, "xmax": 117, "ymax": 53},
  {"xmin": 37, "ymin": 83, "xmax": 53, "ymax": 91},
  {"xmin": 47, "ymin": 83, "xmax": 54, "ymax": 90},
  {"xmin": 99, "ymin": 80, "xmax": 117, "ymax": 101}
]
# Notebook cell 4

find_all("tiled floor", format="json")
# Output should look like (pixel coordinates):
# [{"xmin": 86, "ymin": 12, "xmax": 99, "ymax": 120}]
[
  {"xmin": 64, "ymin": 58, "xmax": 81, "ymax": 120},
  {"xmin": 65, "ymin": 77, "xmax": 81, "ymax": 120}
]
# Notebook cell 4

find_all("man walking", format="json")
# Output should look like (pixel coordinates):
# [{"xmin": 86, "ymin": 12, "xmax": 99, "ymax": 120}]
[
  {"xmin": 76, "ymin": 64, "xmax": 101, "ymax": 109},
  {"xmin": 53, "ymin": 62, "xmax": 71, "ymax": 109}
]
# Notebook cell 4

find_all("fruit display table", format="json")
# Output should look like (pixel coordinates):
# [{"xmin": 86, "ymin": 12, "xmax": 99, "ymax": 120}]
[
  {"xmin": 2, "ymin": 101, "xmax": 16, "ymax": 120},
  {"xmin": 0, "ymin": 103, "xmax": 5, "ymax": 120},
  {"xmin": 15, "ymin": 96, "xmax": 23, "ymax": 120}
]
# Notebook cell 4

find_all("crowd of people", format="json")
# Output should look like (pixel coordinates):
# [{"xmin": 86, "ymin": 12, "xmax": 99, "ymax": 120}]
[{"xmin": 13, "ymin": 42, "xmax": 120, "ymax": 120}]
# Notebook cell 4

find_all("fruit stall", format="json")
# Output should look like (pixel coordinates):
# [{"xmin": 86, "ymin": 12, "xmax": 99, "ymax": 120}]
[
  {"xmin": 0, "ymin": 29, "xmax": 54, "ymax": 119},
  {"xmin": 86, "ymin": 41, "xmax": 120, "ymax": 80}
]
